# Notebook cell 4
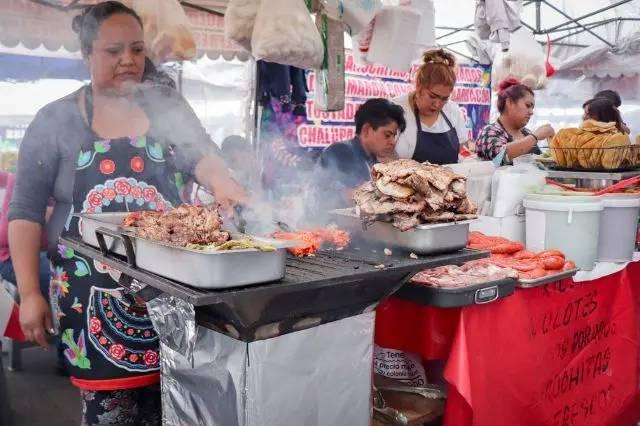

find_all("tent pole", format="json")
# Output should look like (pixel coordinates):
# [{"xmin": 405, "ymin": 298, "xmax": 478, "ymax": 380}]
[
  {"xmin": 436, "ymin": 24, "xmax": 475, "ymax": 41},
  {"xmin": 541, "ymin": 0, "xmax": 614, "ymax": 47},
  {"xmin": 540, "ymin": 0, "xmax": 633, "ymax": 34},
  {"xmin": 535, "ymin": 0, "xmax": 541, "ymax": 32},
  {"xmin": 440, "ymin": 46, "xmax": 479, "ymax": 64},
  {"xmin": 550, "ymin": 18, "xmax": 640, "ymax": 44}
]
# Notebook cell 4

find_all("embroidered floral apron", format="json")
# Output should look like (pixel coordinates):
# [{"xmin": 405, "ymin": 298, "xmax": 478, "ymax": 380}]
[{"xmin": 52, "ymin": 134, "xmax": 182, "ymax": 385}]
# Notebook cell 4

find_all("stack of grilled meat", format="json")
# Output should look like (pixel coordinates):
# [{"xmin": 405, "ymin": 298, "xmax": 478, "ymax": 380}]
[
  {"xmin": 353, "ymin": 159, "xmax": 478, "ymax": 231},
  {"xmin": 123, "ymin": 205, "xmax": 230, "ymax": 247}
]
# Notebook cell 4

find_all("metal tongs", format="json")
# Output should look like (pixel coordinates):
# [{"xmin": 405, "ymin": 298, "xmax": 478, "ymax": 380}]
[
  {"xmin": 373, "ymin": 386, "xmax": 408, "ymax": 426},
  {"xmin": 376, "ymin": 384, "xmax": 447, "ymax": 400},
  {"xmin": 274, "ymin": 220, "xmax": 293, "ymax": 232},
  {"xmin": 232, "ymin": 204, "xmax": 248, "ymax": 234}
]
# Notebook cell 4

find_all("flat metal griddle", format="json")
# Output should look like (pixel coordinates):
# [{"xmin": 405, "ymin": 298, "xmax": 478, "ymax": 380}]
[{"xmin": 61, "ymin": 236, "xmax": 487, "ymax": 341}]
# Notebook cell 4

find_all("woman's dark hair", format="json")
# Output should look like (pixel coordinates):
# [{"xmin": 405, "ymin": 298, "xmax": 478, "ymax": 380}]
[
  {"xmin": 594, "ymin": 89, "xmax": 621, "ymax": 108},
  {"xmin": 355, "ymin": 98, "xmax": 406, "ymax": 135},
  {"xmin": 72, "ymin": 1, "xmax": 143, "ymax": 57},
  {"xmin": 582, "ymin": 98, "xmax": 624, "ymax": 132},
  {"xmin": 496, "ymin": 77, "xmax": 535, "ymax": 114}
]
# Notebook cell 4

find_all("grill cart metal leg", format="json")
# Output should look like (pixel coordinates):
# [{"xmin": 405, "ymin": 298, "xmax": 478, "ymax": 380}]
[{"xmin": 0, "ymin": 340, "xmax": 12, "ymax": 425}]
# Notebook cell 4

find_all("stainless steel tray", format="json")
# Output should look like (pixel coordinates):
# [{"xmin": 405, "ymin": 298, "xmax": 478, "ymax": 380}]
[
  {"xmin": 82, "ymin": 213, "xmax": 296, "ymax": 289},
  {"xmin": 397, "ymin": 277, "xmax": 516, "ymax": 307},
  {"xmin": 130, "ymin": 233, "xmax": 291, "ymax": 289},
  {"xmin": 331, "ymin": 208, "xmax": 471, "ymax": 255},
  {"xmin": 517, "ymin": 268, "xmax": 578, "ymax": 288},
  {"xmin": 78, "ymin": 213, "xmax": 129, "ymax": 255}
]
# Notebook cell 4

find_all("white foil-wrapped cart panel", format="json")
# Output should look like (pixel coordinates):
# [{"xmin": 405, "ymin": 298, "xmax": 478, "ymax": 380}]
[{"xmin": 149, "ymin": 302, "xmax": 375, "ymax": 426}]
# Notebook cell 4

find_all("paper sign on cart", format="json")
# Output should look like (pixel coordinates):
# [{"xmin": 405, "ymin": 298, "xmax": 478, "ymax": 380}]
[{"xmin": 373, "ymin": 345, "xmax": 427, "ymax": 386}]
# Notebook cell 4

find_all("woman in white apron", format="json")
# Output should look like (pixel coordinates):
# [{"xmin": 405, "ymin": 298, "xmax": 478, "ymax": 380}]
[{"xmin": 395, "ymin": 49, "xmax": 469, "ymax": 165}]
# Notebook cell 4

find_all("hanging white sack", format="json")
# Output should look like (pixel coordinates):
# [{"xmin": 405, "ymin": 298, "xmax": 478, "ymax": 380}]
[
  {"xmin": 342, "ymin": 0, "xmax": 382, "ymax": 36},
  {"xmin": 224, "ymin": 0, "xmax": 262, "ymax": 51},
  {"xmin": 251, "ymin": 0, "xmax": 324, "ymax": 69},
  {"xmin": 399, "ymin": 0, "xmax": 436, "ymax": 54},
  {"xmin": 128, "ymin": 0, "xmax": 197, "ymax": 63},
  {"xmin": 492, "ymin": 28, "xmax": 546, "ymax": 89},
  {"xmin": 366, "ymin": 6, "xmax": 420, "ymax": 71},
  {"xmin": 352, "ymin": 18, "xmax": 376, "ymax": 66},
  {"xmin": 475, "ymin": 0, "xmax": 523, "ymax": 51}
]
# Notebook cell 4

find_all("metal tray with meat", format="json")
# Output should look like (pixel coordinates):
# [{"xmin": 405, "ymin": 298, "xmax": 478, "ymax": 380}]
[
  {"xmin": 78, "ymin": 211, "xmax": 297, "ymax": 289},
  {"xmin": 79, "ymin": 212, "xmax": 130, "ymax": 256},
  {"xmin": 397, "ymin": 278, "xmax": 516, "ymax": 308},
  {"xmin": 517, "ymin": 268, "xmax": 579, "ymax": 288},
  {"xmin": 331, "ymin": 208, "xmax": 471, "ymax": 255},
  {"xmin": 395, "ymin": 263, "xmax": 517, "ymax": 308}
]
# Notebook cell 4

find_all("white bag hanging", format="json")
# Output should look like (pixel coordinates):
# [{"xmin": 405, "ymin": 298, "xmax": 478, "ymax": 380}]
[
  {"xmin": 490, "ymin": 156, "xmax": 547, "ymax": 217},
  {"xmin": 128, "ymin": 0, "xmax": 197, "ymax": 63},
  {"xmin": 352, "ymin": 18, "xmax": 376, "ymax": 66},
  {"xmin": 251, "ymin": 0, "xmax": 324, "ymax": 69},
  {"xmin": 399, "ymin": 0, "xmax": 436, "ymax": 54},
  {"xmin": 491, "ymin": 28, "xmax": 546, "ymax": 89},
  {"xmin": 342, "ymin": 0, "xmax": 382, "ymax": 36},
  {"xmin": 224, "ymin": 0, "xmax": 262, "ymax": 52},
  {"xmin": 366, "ymin": 6, "xmax": 420, "ymax": 71}
]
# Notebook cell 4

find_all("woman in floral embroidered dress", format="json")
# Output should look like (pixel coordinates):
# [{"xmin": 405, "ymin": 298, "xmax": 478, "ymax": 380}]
[
  {"xmin": 8, "ymin": 2, "xmax": 247, "ymax": 424},
  {"xmin": 475, "ymin": 77, "xmax": 556, "ymax": 165}
]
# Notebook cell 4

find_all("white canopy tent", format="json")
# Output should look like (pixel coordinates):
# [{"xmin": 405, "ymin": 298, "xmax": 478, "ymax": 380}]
[
  {"xmin": 2, "ymin": 0, "xmax": 640, "ymax": 139},
  {"xmin": 431, "ymin": 0, "xmax": 640, "ymax": 136}
]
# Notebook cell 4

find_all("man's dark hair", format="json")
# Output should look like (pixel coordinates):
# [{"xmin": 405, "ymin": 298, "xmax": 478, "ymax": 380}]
[
  {"xmin": 594, "ymin": 89, "xmax": 622, "ymax": 108},
  {"xmin": 354, "ymin": 98, "xmax": 406, "ymax": 135}
]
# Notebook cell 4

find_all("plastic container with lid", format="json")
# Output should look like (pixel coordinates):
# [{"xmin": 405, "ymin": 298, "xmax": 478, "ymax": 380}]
[
  {"xmin": 597, "ymin": 195, "xmax": 640, "ymax": 262},
  {"xmin": 523, "ymin": 194, "xmax": 603, "ymax": 271}
]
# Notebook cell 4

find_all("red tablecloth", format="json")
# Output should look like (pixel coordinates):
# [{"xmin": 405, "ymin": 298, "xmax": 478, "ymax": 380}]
[{"xmin": 375, "ymin": 263, "xmax": 640, "ymax": 426}]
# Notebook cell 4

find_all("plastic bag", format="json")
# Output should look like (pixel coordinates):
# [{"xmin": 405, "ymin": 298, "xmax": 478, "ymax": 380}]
[
  {"xmin": 367, "ymin": 6, "xmax": 420, "ymax": 71},
  {"xmin": 475, "ymin": 0, "xmax": 522, "ymax": 50},
  {"xmin": 490, "ymin": 158, "xmax": 547, "ymax": 217},
  {"xmin": 128, "ymin": 0, "xmax": 196, "ymax": 63},
  {"xmin": 492, "ymin": 28, "xmax": 546, "ymax": 89},
  {"xmin": 399, "ymin": 0, "xmax": 436, "ymax": 54},
  {"xmin": 352, "ymin": 18, "xmax": 376, "ymax": 66},
  {"xmin": 251, "ymin": 0, "xmax": 324, "ymax": 69},
  {"xmin": 224, "ymin": 0, "xmax": 261, "ymax": 52},
  {"xmin": 342, "ymin": 0, "xmax": 381, "ymax": 36},
  {"xmin": 449, "ymin": 161, "xmax": 496, "ymax": 216}
]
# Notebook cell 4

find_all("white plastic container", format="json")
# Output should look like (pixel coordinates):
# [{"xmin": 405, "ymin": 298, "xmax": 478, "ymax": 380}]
[
  {"xmin": 523, "ymin": 194, "xmax": 603, "ymax": 271},
  {"xmin": 367, "ymin": 6, "xmax": 420, "ymax": 71},
  {"xmin": 597, "ymin": 196, "xmax": 640, "ymax": 262}
]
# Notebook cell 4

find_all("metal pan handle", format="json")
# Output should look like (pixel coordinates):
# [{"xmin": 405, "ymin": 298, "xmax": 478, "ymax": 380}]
[
  {"xmin": 474, "ymin": 285, "xmax": 499, "ymax": 304},
  {"xmin": 95, "ymin": 227, "xmax": 137, "ymax": 268},
  {"xmin": 117, "ymin": 274, "xmax": 161, "ymax": 303}
]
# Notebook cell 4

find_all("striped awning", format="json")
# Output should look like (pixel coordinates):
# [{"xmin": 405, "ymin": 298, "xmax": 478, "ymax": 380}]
[{"xmin": 0, "ymin": 0, "xmax": 250, "ymax": 61}]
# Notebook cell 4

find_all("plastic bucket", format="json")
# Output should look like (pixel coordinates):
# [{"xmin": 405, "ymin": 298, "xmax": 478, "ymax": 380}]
[
  {"xmin": 524, "ymin": 195, "xmax": 603, "ymax": 271},
  {"xmin": 597, "ymin": 196, "xmax": 640, "ymax": 262}
]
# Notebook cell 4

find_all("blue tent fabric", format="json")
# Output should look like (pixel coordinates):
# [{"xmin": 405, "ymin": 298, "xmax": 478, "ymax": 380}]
[{"xmin": 0, "ymin": 53, "xmax": 88, "ymax": 81}]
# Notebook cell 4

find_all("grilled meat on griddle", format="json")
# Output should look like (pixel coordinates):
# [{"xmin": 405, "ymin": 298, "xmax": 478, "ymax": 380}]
[
  {"xmin": 124, "ymin": 205, "xmax": 230, "ymax": 247},
  {"xmin": 272, "ymin": 227, "xmax": 351, "ymax": 257}
]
